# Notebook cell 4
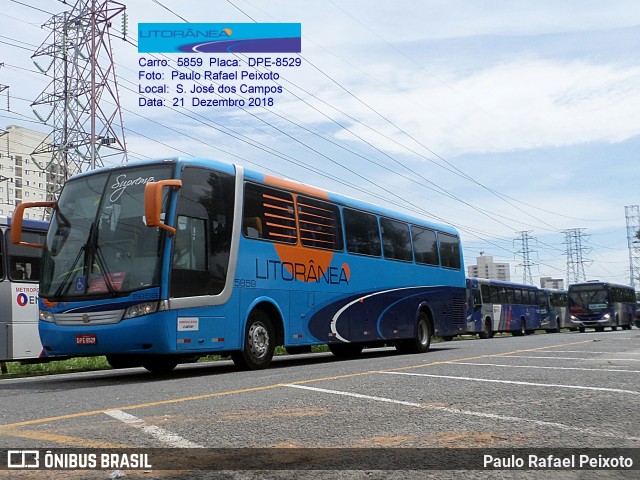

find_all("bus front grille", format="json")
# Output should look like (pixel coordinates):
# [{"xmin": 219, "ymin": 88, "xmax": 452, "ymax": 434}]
[{"xmin": 53, "ymin": 310, "xmax": 125, "ymax": 325}]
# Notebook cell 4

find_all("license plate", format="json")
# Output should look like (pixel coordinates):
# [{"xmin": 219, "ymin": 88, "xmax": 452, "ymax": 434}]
[{"xmin": 76, "ymin": 334, "xmax": 97, "ymax": 345}]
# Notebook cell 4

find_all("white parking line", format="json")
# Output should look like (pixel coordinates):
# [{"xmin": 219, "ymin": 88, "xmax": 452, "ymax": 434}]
[
  {"xmin": 284, "ymin": 384, "xmax": 640, "ymax": 441},
  {"xmin": 546, "ymin": 350, "xmax": 640, "ymax": 355},
  {"xmin": 104, "ymin": 410, "xmax": 203, "ymax": 448},
  {"xmin": 453, "ymin": 362, "xmax": 640, "ymax": 374},
  {"xmin": 379, "ymin": 371, "xmax": 640, "ymax": 395},
  {"xmin": 500, "ymin": 355, "xmax": 640, "ymax": 362}
]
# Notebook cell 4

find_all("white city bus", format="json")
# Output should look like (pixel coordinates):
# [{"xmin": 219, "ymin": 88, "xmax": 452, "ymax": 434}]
[{"xmin": 0, "ymin": 216, "xmax": 48, "ymax": 362}]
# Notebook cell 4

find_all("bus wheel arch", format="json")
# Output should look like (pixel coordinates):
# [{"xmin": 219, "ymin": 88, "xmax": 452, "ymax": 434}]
[
  {"xmin": 513, "ymin": 317, "xmax": 526, "ymax": 336},
  {"xmin": 232, "ymin": 301, "xmax": 282, "ymax": 370},
  {"xmin": 479, "ymin": 316, "xmax": 493, "ymax": 339},
  {"xmin": 396, "ymin": 305, "xmax": 432, "ymax": 354}
]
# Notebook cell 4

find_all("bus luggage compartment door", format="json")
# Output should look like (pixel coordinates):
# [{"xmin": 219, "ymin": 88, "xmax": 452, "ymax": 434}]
[{"xmin": 176, "ymin": 316, "xmax": 227, "ymax": 350}]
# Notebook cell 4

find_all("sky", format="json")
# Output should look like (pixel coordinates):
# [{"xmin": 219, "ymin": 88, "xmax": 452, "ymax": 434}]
[{"xmin": 1, "ymin": 0, "xmax": 639, "ymax": 288}]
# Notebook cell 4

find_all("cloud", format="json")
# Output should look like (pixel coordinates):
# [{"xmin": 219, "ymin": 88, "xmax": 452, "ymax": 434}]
[{"xmin": 324, "ymin": 59, "xmax": 640, "ymax": 157}]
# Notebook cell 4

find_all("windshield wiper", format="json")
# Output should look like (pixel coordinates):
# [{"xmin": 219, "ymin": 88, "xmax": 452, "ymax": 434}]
[
  {"xmin": 50, "ymin": 221, "xmax": 117, "ymax": 299},
  {"xmin": 51, "ymin": 244, "xmax": 87, "ymax": 300},
  {"xmin": 85, "ymin": 221, "xmax": 117, "ymax": 296}
]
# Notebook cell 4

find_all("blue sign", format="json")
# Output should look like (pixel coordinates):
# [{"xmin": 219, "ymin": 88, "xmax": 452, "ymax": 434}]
[{"xmin": 138, "ymin": 23, "xmax": 301, "ymax": 53}]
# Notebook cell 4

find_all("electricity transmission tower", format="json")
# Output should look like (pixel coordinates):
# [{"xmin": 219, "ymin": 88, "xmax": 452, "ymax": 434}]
[
  {"xmin": 515, "ymin": 230, "xmax": 536, "ymax": 285},
  {"xmin": 30, "ymin": 0, "xmax": 128, "ymax": 201},
  {"xmin": 563, "ymin": 228, "xmax": 590, "ymax": 285},
  {"xmin": 625, "ymin": 205, "xmax": 640, "ymax": 290}
]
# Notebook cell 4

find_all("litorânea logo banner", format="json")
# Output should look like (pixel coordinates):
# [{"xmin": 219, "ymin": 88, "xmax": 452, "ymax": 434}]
[{"xmin": 138, "ymin": 23, "xmax": 301, "ymax": 53}]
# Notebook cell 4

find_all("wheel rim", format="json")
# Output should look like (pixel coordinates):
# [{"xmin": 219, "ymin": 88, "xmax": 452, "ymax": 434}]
[
  {"xmin": 248, "ymin": 321, "xmax": 270, "ymax": 359},
  {"xmin": 417, "ymin": 318, "xmax": 429, "ymax": 346}
]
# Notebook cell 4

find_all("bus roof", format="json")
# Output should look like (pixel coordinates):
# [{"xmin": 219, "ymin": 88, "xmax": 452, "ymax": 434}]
[
  {"xmin": 467, "ymin": 277, "xmax": 539, "ymax": 289},
  {"xmin": 2, "ymin": 215, "xmax": 48, "ymax": 230},
  {"xmin": 64, "ymin": 157, "xmax": 461, "ymax": 237},
  {"xmin": 569, "ymin": 281, "xmax": 635, "ymax": 291}
]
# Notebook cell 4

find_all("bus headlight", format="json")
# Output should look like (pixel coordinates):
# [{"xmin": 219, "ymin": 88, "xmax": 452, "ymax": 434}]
[
  {"xmin": 602, "ymin": 313, "xmax": 611, "ymax": 320},
  {"xmin": 124, "ymin": 302, "xmax": 159, "ymax": 319},
  {"xmin": 570, "ymin": 315, "xmax": 578, "ymax": 321},
  {"xmin": 39, "ymin": 310, "xmax": 54, "ymax": 322}
]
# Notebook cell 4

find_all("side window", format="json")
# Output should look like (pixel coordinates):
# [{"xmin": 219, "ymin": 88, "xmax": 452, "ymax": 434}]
[
  {"xmin": 171, "ymin": 167, "xmax": 235, "ymax": 298},
  {"xmin": 514, "ymin": 289, "xmax": 523, "ymax": 305},
  {"xmin": 7, "ymin": 229, "xmax": 46, "ymax": 282},
  {"xmin": 172, "ymin": 216, "xmax": 206, "ymax": 270},
  {"xmin": 412, "ymin": 226, "xmax": 438, "ymax": 266},
  {"xmin": 380, "ymin": 218, "xmax": 412, "ymax": 262},
  {"xmin": 298, "ymin": 196, "xmax": 343, "ymax": 251},
  {"xmin": 243, "ymin": 183, "xmax": 296, "ymax": 244},
  {"xmin": 480, "ymin": 284, "xmax": 491, "ymax": 303},
  {"xmin": 489, "ymin": 285, "xmax": 505, "ymax": 303},
  {"xmin": 344, "ymin": 208, "xmax": 381, "ymax": 257},
  {"xmin": 438, "ymin": 232, "xmax": 461, "ymax": 269}
]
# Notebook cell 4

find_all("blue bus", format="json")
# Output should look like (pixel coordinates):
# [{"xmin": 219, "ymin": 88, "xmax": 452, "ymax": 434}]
[
  {"xmin": 568, "ymin": 281, "xmax": 635, "ymax": 332},
  {"xmin": 465, "ymin": 277, "xmax": 543, "ymax": 338},
  {"xmin": 11, "ymin": 158, "xmax": 466, "ymax": 372}
]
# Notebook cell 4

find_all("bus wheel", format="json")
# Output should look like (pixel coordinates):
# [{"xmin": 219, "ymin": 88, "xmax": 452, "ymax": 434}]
[
  {"xmin": 441, "ymin": 336, "xmax": 454, "ymax": 341},
  {"xmin": 142, "ymin": 357, "xmax": 178, "ymax": 373},
  {"xmin": 328, "ymin": 343, "xmax": 363, "ymax": 357},
  {"xmin": 396, "ymin": 311, "xmax": 431, "ymax": 354},
  {"xmin": 513, "ymin": 320, "xmax": 525, "ymax": 336},
  {"xmin": 578, "ymin": 327, "xmax": 585, "ymax": 333},
  {"xmin": 479, "ymin": 319, "xmax": 492, "ymax": 339},
  {"xmin": 611, "ymin": 326, "xmax": 618, "ymax": 331},
  {"xmin": 106, "ymin": 355, "xmax": 142, "ymax": 369},
  {"xmin": 231, "ymin": 309, "xmax": 275, "ymax": 370}
]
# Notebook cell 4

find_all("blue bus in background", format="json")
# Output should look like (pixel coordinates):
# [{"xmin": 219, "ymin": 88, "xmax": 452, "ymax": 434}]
[
  {"xmin": 465, "ymin": 277, "xmax": 543, "ymax": 338},
  {"xmin": 11, "ymin": 158, "xmax": 466, "ymax": 372},
  {"xmin": 568, "ymin": 281, "xmax": 635, "ymax": 332}
]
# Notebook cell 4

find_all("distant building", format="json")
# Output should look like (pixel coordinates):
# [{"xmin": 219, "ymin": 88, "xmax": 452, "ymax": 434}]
[
  {"xmin": 0, "ymin": 125, "xmax": 56, "ymax": 219},
  {"xmin": 467, "ymin": 255, "xmax": 511, "ymax": 281},
  {"xmin": 540, "ymin": 277, "xmax": 565, "ymax": 290}
]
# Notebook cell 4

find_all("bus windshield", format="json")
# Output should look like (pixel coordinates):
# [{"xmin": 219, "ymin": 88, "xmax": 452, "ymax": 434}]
[
  {"xmin": 569, "ymin": 285, "xmax": 609, "ymax": 310},
  {"xmin": 41, "ymin": 164, "xmax": 173, "ymax": 299}
]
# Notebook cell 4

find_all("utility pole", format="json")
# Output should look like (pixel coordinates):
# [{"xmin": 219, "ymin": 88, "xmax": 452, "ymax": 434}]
[
  {"xmin": 515, "ymin": 230, "xmax": 536, "ymax": 285},
  {"xmin": 625, "ymin": 205, "xmax": 640, "ymax": 290},
  {"xmin": 563, "ymin": 228, "xmax": 590, "ymax": 285},
  {"xmin": 30, "ymin": 0, "xmax": 128, "ymax": 201}
]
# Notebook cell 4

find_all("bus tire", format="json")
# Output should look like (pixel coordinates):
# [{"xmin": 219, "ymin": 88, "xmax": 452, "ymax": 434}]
[
  {"xmin": 142, "ymin": 356, "xmax": 178, "ymax": 373},
  {"xmin": 513, "ymin": 320, "xmax": 525, "ymax": 336},
  {"xmin": 106, "ymin": 354, "xmax": 141, "ymax": 369},
  {"xmin": 441, "ymin": 336, "xmax": 454, "ymax": 341},
  {"xmin": 231, "ymin": 309, "xmax": 275, "ymax": 370},
  {"xmin": 611, "ymin": 326, "xmax": 618, "ymax": 331},
  {"xmin": 578, "ymin": 327, "xmax": 585, "ymax": 333},
  {"xmin": 396, "ymin": 311, "xmax": 431, "ymax": 354},
  {"xmin": 328, "ymin": 343, "xmax": 364, "ymax": 357},
  {"xmin": 479, "ymin": 319, "xmax": 492, "ymax": 339}
]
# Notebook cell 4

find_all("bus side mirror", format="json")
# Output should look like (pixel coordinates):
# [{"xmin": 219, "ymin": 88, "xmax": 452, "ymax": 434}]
[
  {"xmin": 144, "ymin": 180, "xmax": 182, "ymax": 236},
  {"xmin": 11, "ymin": 201, "xmax": 56, "ymax": 248}
]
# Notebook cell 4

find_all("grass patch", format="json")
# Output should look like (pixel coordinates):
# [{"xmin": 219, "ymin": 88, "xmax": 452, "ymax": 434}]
[{"xmin": 1, "ymin": 356, "xmax": 111, "ymax": 378}]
